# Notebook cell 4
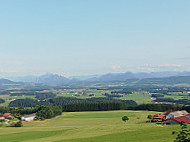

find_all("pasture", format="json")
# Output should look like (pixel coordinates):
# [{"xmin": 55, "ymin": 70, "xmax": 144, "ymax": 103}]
[
  {"xmin": 54, "ymin": 89, "xmax": 152, "ymax": 104},
  {"xmin": 0, "ymin": 110, "xmax": 180, "ymax": 142}
]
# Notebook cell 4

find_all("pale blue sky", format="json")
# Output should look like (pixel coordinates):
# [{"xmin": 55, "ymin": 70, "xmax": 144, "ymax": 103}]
[{"xmin": 0, "ymin": 0, "xmax": 190, "ymax": 77}]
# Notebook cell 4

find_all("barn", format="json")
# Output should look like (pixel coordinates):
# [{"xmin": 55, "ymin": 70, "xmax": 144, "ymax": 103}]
[{"xmin": 21, "ymin": 113, "xmax": 36, "ymax": 122}]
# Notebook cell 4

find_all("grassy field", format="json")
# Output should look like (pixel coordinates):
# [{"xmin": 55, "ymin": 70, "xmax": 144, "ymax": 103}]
[
  {"xmin": 0, "ymin": 89, "xmax": 161, "ymax": 106},
  {"xmin": 121, "ymin": 92, "xmax": 152, "ymax": 104},
  {"xmin": 55, "ymin": 89, "xmax": 108, "ymax": 98},
  {"xmin": 163, "ymin": 92, "xmax": 190, "ymax": 100},
  {"xmin": 54, "ymin": 89, "xmax": 153, "ymax": 104},
  {"xmin": 0, "ymin": 110, "xmax": 180, "ymax": 142}
]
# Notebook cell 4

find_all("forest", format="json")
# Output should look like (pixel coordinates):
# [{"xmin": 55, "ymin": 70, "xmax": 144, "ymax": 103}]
[{"xmin": 8, "ymin": 97, "xmax": 137, "ymax": 107}]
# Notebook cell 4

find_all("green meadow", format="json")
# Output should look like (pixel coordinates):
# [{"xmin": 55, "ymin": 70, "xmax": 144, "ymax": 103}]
[
  {"xmin": 120, "ymin": 92, "xmax": 152, "ymax": 104},
  {"xmin": 54, "ymin": 89, "xmax": 153, "ymax": 104},
  {"xmin": 0, "ymin": 110, "xmax": 180, "ymax": 142}
]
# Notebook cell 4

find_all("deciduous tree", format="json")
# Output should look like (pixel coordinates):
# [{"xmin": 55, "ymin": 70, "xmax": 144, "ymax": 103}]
[{"xmin": 122, "ymin": 116, "xmax": 129, "ymax": 122}]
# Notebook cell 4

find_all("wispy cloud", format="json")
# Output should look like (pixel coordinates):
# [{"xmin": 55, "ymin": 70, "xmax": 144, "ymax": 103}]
[{"xmin": 139, "ymin": 64, "xmax": 186, "ymax": 72}]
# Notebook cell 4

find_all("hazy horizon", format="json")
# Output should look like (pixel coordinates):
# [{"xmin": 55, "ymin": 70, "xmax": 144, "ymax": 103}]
[
  {"xmin": 1, "ymin": 70, "xmax": 190, "ymax": 79},
  {"xmin": 1, "ymin": 0, "xmax": 190, "ymax": 77}
]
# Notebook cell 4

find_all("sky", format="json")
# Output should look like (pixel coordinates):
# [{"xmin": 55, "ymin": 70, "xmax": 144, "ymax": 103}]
[{"xmin": 0, "ymin": 0, "xmax": 190, "ymax": 77}]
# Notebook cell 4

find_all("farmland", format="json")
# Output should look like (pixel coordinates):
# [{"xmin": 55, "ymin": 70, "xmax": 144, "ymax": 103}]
[
  {"xmin": 0, "ymin": 110, "xmax": 180, "ymax": 142},
  {"xmin": 0, "ymin": 89, "xmax": 148, "ymax": 107},
  {"xmin": 0, "ymin": 85, "xmax": 189, "ymax": 142},
  {"xmin": 1, "ymin": 87, "xmax": 190, "ymax": 107}
]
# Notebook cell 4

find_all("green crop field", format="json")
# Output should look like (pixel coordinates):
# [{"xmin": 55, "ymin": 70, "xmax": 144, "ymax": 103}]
[
  {"xmin": 53, "ymin": 89, "xmax": 153, "ymax": 104},
  {"xmin": 54, "ymin": 89, "xmax": 108, "ymax": 98},
  {"xmin": 121, "ymin": 92, "xmax": 152, "ymax": 104},
  {"xmin": 0, "ymin": 110, "xmax": 181, "ymax": 142}
]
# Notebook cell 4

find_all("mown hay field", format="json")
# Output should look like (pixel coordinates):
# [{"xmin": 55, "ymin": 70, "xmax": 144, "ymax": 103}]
[{"xmin": 0, "ymin": 110, "xmax": 180, "ymax": 142}]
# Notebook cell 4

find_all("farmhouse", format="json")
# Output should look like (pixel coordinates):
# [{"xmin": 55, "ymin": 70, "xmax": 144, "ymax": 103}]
[
  {"xmin": 165, "ymin": 110, "xmax": 188, "ymax": 119},
  {"xmin": 21, "ymin": 113, "xmax": 36, "ymax": 122},
  {"xmin": 164, "ymin": 114, "xmax": 190, "ymax": 125},
  {"xmin": 3, "ymin": 113, "xmax": 12, "ymax": 118}
]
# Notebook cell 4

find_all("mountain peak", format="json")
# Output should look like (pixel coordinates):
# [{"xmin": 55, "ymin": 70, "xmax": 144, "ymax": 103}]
[{"xmin": 37, "ymin": 73, "xmax": 69, "ymax": 85}]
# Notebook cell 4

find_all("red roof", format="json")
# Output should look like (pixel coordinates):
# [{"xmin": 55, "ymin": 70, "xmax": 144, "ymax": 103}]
[
  {"xmin": 3, "ymin": 113, "xmax": 11, "ymax": 118},
  {"xmin": 171, "ymin": 114, "xmax": 190, "ymax": 124},
  {"xmin": 152, "ymin": 114, "xmax": 165, "ymax": 119}
]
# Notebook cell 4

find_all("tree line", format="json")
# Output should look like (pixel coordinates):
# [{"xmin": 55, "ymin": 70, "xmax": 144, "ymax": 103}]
[
  {"xmin": 129, "ymin": 103, "xmax": 183, "ymax": 112},
  {"xmin": 9, "ymin": 97, "xmax": 137, "ymax": 108},
  {"xmin": 111, "ymin": 90, "xmax": 133, "ymax": 94},
  {"xmin": 103, "ymin": 93, "xmax": 123, "ymax": 98},
  {"xmin": 3, "ymin": 102, "xmax": 190, "ymax": 121},
  {"xmin": 154, "ymin": 97, "xmax": 190, "ymax": 105},
  {"xmin": 36, "ymin": 105, "xmax": 62, "ymax": 120},
  {"xmin": 62, "ymin": 102, "xmax": 126, "ymax": 112},
  {"xmin": 10, "ymin": 92, "xmax": 56, "ymax": 100}
]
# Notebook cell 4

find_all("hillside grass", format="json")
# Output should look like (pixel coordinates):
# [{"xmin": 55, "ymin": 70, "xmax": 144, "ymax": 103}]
[{"xmin": 0, "ymin": 110, "xmax": 180, "ymax": 142}]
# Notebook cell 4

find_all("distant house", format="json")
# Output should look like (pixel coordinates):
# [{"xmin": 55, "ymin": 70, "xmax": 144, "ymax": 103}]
[
  {"xmin": 165, "ymin": 110, "xmax": 188, "ymax": 119},
  {"xmin": 3, "ymin": 113, "xmax": 12, "ymax": 118},
  {"xmin": 152, "ymin": 114, "xmax": 166, "ymax": 122},
  {"xmin": 21, "ymin": 113, "xmax": 36, "ymax": 122},
  {"xmin": 164, "ymin": 114, "xmax": 190, "ymax": 125}
]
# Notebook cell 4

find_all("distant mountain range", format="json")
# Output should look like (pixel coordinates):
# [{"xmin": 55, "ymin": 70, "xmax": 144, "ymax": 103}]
[
  {"xmin": 36, "ymin": 73, "xmax": 70, "ymax": 84},
  {"xmin": 7, "ymin": 73, "xmax": 71, "ymax": 85},
  {"xmin": 0, "ymin": 79, "xmax": 15, "ymax": 85},
  {"xmin": 134, "ymin": 76, "xmax": 190, "ymax": 86},
  {"xmin": 85, "ymin": 71, "xmax": 190, "ymax": 82},
  {"xmin": 2, "ymin": 71, "xmax": 190, "ymax": 85}
]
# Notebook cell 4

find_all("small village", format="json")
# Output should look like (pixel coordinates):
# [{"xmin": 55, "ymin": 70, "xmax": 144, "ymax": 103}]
[{"xmin": 0, "ymin": 113, "xmax": 36, "ymax": 127}]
